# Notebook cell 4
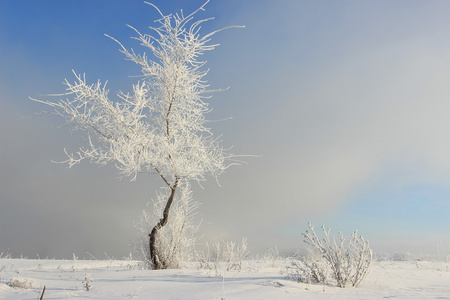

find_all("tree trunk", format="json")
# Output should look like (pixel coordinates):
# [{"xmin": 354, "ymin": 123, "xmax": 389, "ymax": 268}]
[{"xmin": 149, "ymin": 179, "xmax": 179, "ymax": 269}]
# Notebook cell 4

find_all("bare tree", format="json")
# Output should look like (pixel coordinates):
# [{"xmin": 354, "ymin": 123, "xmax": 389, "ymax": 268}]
[{"xmin": 31, "ymin": 1, "xmax": 242, "ymax": 269}]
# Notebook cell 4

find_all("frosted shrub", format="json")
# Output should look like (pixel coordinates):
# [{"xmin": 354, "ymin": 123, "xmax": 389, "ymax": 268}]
[
  {"xmin": 293, "ymin": 223, "xmax": 372, "ymax": 288},
  {"xmin": 258, "ymin": 247, "xmax": 282, "ymax": 268},
  {"xmin": 195, "ymin": 243, "xmax": 217, "ymax": 274},
  {"xmin": 135, "ymin": 181, "xmax": 200, "ymax": 269},
  {"xmin": 0, "ymin": 252, "xmax": 12, "ymax": 259},
  {"xmin": 215, "ymin": 238, "xmax": 250, "ymax": 271},
  {"xmin": 8, "ymin": 277, "xmax": 34, "ymax": 289},
  {"xmin": 197, "ymin": 238, "xmax": 250, "ymax": 275}
]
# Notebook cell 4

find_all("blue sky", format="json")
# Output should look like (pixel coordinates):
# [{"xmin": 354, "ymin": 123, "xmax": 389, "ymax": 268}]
[{"xmin": 2, "ymin": 0, "xmax": 450, "ymax": 258}]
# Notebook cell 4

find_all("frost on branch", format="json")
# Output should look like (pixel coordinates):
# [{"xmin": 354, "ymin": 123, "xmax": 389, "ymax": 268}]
[
  {"xmin": 31, "ymin": 0, "xmax": 242, "ymax": 183},
  {"xmin": 289, "ymin": 223, "xmax": 372, "ymax": 288}
]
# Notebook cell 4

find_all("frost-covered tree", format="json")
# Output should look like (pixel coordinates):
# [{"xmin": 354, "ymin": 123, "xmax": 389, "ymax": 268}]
[{"xmin": 31, "ymin": 1, "xmax": 241, "ymax": 269}]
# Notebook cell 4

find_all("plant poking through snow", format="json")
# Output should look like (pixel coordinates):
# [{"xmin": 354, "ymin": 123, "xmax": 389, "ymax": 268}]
[
  {"xmin": 8, "ymin": 278, "xmax": 34, "ymax": 289},
  {"xmin": 31, "ymin": 1, "xmax": 242, "ymax": 269},
  {"xmin": 298, "ymin": 222, "xmax": 372, "ymax": 288},
  {"xmin": 83, "ymin": 273, "xmax": 93, "ymax": 291},
  {"xmin": 215, "ymin": 238, "xmax": 250, "ymax": 271},
  {"xmin": 197, "ymin": 238, "xmax": 250, "ymax": 276}
]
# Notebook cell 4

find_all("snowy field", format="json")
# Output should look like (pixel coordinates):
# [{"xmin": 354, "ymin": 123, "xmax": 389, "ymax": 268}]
[{"xmin": 1, "ymin": 257, "xmax": 450, "ymax": 299}]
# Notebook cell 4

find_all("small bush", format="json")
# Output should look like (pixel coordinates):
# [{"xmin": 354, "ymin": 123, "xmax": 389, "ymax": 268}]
[
  {"xmin": 8, "ymin": 278, "xmax": 33, "ymax": 289},
  {"xmin": 196, "ymin": 238, "xmax": 250, "ymax": 276},
  {"xmin": 258, "ymin": 247, "xmax": 282, "ymax": 268},
  {"xmin": 289, "ymin": 223, "xmax": 372, "ymax": 288}
]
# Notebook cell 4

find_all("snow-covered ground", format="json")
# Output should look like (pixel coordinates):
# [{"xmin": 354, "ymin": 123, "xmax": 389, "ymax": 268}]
[{"xmin": 1, "ymin": 258, "xmax": 449, "ymax": 299}]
